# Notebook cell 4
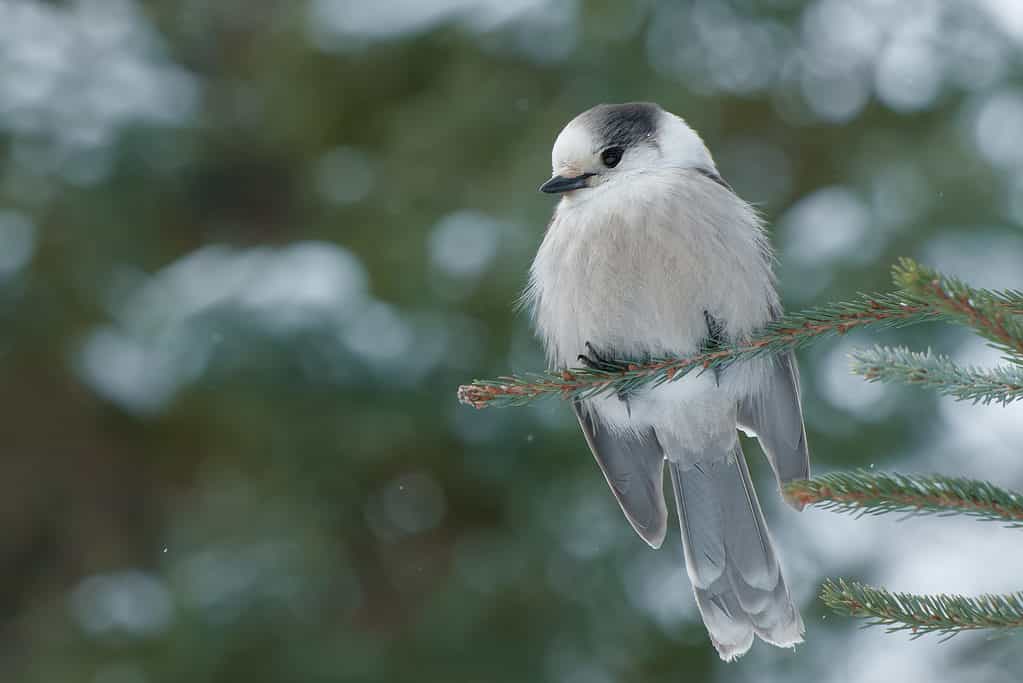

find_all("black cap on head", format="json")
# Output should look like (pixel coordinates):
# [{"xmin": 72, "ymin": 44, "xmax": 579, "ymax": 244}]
[{"xmin": 585, "ymin": 102, "xmax": 661, "ymax": 149}]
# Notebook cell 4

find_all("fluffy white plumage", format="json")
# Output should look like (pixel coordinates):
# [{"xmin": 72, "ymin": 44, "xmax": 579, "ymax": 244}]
[
  {"xmin": 523, "ymin": 103, "xmax": 809, "ymax": 660},
  {"xmin": 528, "ymin": 108, "xmax": 777, "ymax": 444}
]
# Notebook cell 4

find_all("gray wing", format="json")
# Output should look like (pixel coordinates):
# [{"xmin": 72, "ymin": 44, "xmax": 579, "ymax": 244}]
[
  {"xmin": 574, "ymin": 403, "xmax": 668, "ymax": 548},
  {"xmin": 737, "ymin": 352, "xmax": 810, "ymax": 509}
]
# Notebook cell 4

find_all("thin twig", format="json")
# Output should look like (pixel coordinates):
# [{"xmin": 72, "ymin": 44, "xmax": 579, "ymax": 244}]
[
  {"xmin": 821, "ymin": 579, "xmax": 1023, "ymax": 638},
  {"xmin": 785, "ymin": 470, "xmax": 1023, "ymax": 526},
  {"xmin": 458, "ymin": 292, "xmax": 937, "ymax": 409},
  {"xmin": 851, "ymin": 346, "xmax": 1023, "ymax": 405}
]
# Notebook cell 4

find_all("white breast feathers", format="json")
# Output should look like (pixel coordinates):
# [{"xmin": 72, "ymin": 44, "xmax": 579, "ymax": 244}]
[{"xmin": 525, "ymin": 169, "xmax": 778, "ymax": 371}]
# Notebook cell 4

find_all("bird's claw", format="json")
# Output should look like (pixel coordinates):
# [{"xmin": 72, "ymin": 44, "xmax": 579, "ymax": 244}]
[
  {"xmin": 703, "ymin": 310, "xmax": 726, "ymax": 386},
  {"xmin": 578, "ymin": 342, "xmax": 624, "ymax": 372},
  {"xmin": 578, "ymin": 342, "xmax": 632, "ymax": 410}
]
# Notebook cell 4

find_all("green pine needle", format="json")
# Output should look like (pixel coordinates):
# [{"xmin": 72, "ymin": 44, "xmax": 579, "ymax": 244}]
[
  {"xmin": 821, "ymin": 579, "xmax": 1023, "ymax": 638},
  {"xmin": 851, "ymin": 345, "xmax": 1023, "ymax": 405},
  {"xmin": 785, "ymin": 470, "xmax": 1023, "ymax": 526}
]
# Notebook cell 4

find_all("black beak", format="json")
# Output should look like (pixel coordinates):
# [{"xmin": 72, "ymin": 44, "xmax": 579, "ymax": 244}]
[{"xmin": 539, "ymin": 173, "xmax": 593, "ymax": 194}]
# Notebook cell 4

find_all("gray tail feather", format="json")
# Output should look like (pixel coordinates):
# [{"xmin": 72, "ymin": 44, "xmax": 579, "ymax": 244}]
[{"xmin": 668, "ymin": 443, "xmax": 804, "ymax": 661}]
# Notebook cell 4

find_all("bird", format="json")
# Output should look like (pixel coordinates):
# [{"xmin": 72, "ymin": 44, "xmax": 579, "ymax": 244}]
[{"xmin": 523, "ymin": 102, "xmax": 810, "ymax": 661}]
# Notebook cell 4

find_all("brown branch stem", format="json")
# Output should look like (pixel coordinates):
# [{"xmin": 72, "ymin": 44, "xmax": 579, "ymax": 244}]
[
  {"xmin": 922, "ymin": 279, "xmax": 1023, "ymax": 355},
  {"xmin": 792, "ymin": 486, "xmax": 1023, "ymax": 522}
]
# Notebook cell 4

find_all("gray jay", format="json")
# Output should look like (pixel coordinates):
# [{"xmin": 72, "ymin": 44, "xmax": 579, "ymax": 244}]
[{"xmin": 524, "ymin": 102, "xmax": 810, "ymax": 660}]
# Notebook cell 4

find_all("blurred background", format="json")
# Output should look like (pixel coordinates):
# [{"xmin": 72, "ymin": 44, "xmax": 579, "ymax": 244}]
[{"xmin": 2, "ymin": 0, "xmax": 1023, "ymax": 681}]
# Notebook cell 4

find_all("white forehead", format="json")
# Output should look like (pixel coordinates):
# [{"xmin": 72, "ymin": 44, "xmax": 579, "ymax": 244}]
[
  {"xmin": 550, "ymin": 119, "xmax": 594, "ymax": 171},
  {"xmin": 549, "ymin": 106, "xmax": 716, "ymax": 172}
]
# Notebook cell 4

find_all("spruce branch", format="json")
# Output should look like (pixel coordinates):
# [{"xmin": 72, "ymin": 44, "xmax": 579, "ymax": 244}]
[
  {"xmin": 785, "ymin": 470, "xmax": 1023, "ymax": 526},
  {"xmin": 821, "ymin": 579, "xmax": 1023, "ymax": 638},
  {"xmin": 458, "ymin": 292, "xmax": 938, "ymax": 409},
  {"xmin": 851, "ymin": 346, "xmax": 1023, "ymax": 405},
  {"xmin": 893, "ymin": 258, "xmax": 1023, "ymax": 359},
  {"xmin": 457, "ymin": 261, "xmax": 1023, "ymax": 410}
]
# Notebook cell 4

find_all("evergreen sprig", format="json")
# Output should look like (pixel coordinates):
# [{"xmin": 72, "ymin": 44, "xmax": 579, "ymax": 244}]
[
  {"xmin": 458, "ymin": 291, "xmax": 938, "ymax": 409},
  {"xmin": 785, "ymin": 470, "xmax": 1023, "ymax": 526},
  {"xmin": 821, "ymin": 579, "xmax": 1023, "ymax": 639},
  {"xmin": 457, "ymin": 263, "xmax": 1023, "ymax": 409},
  {"xmin": 851, "ymin": 346, "xmax": 1023, "ymax": 405},
  {"xmin": 894, "ymin": 258, "xmax": 1023, "ymax": 359},
  {"xmin": 794, "ymin": 471, "xmax": 1023, "ymax": 637}
]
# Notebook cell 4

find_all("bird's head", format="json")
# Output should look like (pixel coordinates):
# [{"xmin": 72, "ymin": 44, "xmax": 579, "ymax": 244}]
[{"xmin": 540, "ymin": 102, "xmax": 720, "ymax": 197}]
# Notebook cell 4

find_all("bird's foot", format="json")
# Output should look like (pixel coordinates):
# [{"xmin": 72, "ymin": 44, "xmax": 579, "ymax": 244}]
[
  {"xmin": 577, "ymin": 342, "xmax": 633, "ymax": 410},
  {"xmin": 577, "ymin": 342, "xmax": 627, "ymax": 373},
  {"xmin": 703, "ymin": 310, "xmax": 726, "ymax": 387}
]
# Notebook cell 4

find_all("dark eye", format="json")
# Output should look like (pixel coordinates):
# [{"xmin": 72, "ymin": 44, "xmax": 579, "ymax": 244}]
[{"xmin": 601, "ymin": 146, "xmax": 624, "ymax": 168}]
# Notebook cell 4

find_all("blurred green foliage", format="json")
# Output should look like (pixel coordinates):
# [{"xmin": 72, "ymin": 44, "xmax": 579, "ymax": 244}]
[{"xmin": 3, "ymin": 1, "xmax": 1023, "ymax": 681}]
